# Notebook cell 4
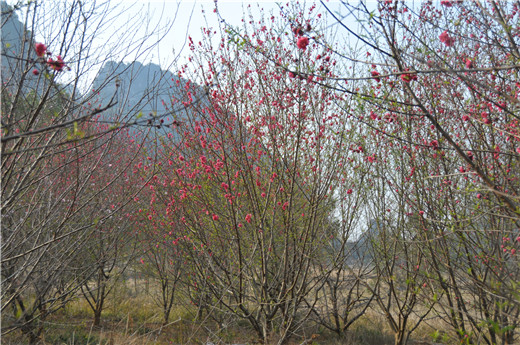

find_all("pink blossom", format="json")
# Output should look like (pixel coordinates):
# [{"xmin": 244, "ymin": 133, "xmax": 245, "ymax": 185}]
[
  {"xmin": 465, "ymin": 59, "xmax": 473, "ymax": 68},
  {"xmin": 212, "ymin": 214, "xmax": 219, "ymax": 221},
  {"xmin": 441, "ymin": 0, "xmax": 462, "ymax": 6},
  {"xmin": 34, "ymin": 43, "xmax": 46, "ymax": 57},
  {"xmin": 245, "ymin": 214, "xmax": 252, "ymax": 223},
  {"xmin": 400, "ymin": 71, "xmax": 417, "ymax": 83},
  {"xmin": 47, "ymin": 55, "xmax": 65, "ymax": 71},
  {"xmin": 439, "ymin": 30, "xmax": 455, "ymax": 47},
  {"xmin": 371, "ymin": 71, "xmax": 381, "ymax": 82},
  {"xmin": 297, "ymin": 36, "xmax": 309, "ymax": 50}
]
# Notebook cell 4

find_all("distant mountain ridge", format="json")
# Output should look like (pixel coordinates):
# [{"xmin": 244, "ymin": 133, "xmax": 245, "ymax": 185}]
[
  {"xmin": 1, "ymin": 1, "xmax": 40, "ymax": 90},
  {"xmin": 2, "ymin": 0, "xmax": 204, "ymax": 145},
  {"xmin": 90, "ymin": 60, "xmax": 204, "ymax": 141}
]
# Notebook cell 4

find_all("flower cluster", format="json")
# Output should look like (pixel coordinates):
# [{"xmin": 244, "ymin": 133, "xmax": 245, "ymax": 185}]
[
  {"xmin": 35, "ymin": 42, "xmax": 47, "ymax": 57},
  {"xmin": 47, "ymin": 56, "xmax": 65, "ymax": 71},
  {"xmin": 297, "ymin": 36, "xmax": 309, "ymax": 50},
  {"xmin": 371, "ymin": 71, "xmax": 381, "ymax": 82},
  {"xmin": 439, "ymin": 30, "xmax": 455, "ymax": 47},
  {"xmin": 400, "ymin": 69, "xmax": 417, "ymax": 83},
  {"xmin": 34, "ymin": 43, "xmax": 67, "ymax": 73},
  {"xmin": 440, "ymin": 0, "xmax": 463, "ymax": 6}
]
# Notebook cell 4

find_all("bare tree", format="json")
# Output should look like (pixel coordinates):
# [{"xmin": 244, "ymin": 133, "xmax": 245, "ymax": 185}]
[{"xmin": 1, "ymin": 0, "xmax": 177, "ymax": 342}]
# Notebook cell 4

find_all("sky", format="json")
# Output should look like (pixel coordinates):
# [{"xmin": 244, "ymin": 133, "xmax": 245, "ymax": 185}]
[
  {"xmin": 4, "ymin": 0, "xmax": 372, "ymax": 86},
  {"xmin": 107, "ymin": 1, "xmax": 290, "ymax": 68},
  {"xmin": 95, "ymin": 0, "xmax": 363, "ymax": 70}
]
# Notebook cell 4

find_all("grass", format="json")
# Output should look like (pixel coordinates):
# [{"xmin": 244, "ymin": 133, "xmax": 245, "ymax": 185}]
[{"xmin": 1, "ymin": 278, "xmax": 456, "ymax": 345}]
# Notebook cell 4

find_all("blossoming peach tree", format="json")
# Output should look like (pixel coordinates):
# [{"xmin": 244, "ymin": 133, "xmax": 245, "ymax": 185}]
[
  {"xmin": 134, "ymin": 4, "xmax": 368, "ymax": 343},
  {"xmin": 278, "ymin": 1, "xmax": 520, "ymax": 344}
]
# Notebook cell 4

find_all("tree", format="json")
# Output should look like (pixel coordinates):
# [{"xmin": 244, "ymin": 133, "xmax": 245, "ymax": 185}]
[
  {"xmin": 1, "ymin": 0, "xmax": 176, "ymax": 342},
  {"xmin": 133, "ymin": 185, "xmax": 185, "ymax": 327},
  {"xmin": 280, "ymin": 1, "xmax": 520, "ymax": 343},
  {"xmin": 137, "ymin": 6, "xmax": 354, "ymax": 343},
  {"xmin": 72, "ymin": 126, "xmax": 142, "ymax": 327}
]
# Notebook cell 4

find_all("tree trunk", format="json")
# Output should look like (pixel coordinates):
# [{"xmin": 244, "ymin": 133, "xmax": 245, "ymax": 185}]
[
  {"xmin": 162, "ymin": 308, "xmax": 170, "ymax": 326},
  {"xmin": 93, "ymin": 307, "xmax": 102, "ymax": 327},
  {"xmin": 394, "ymin": 331, "xmax": 405, "ymax": 345}
]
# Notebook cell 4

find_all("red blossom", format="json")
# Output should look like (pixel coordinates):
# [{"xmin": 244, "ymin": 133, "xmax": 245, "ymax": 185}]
[
  {"xmin": 47, "ymin": 55, "xmax": 65, "ymax": 71},
  {"xmin": 439, "ymin": 30, "xmax": 455, "ymax": 47},
  {"xmin": 32, "ymin": 69, "xmax": 39, "ymax": 76},
  {"xmin": 371, "ymin": 71, "xmax": 381, "ymax": 82},
  {"xmin": 34, "ymin": 42, "xmax": 46, "ymax": 57},
  {"xmin": 245, "ymin": 214, "xmax": 252, "ymax": 223},
  {"xmin": 212, "ymin": 214, "xmax": 219, "ymax": 221},
  {"xmin": 400, "ymin": 70, "xmax": 417, "ymax": 83},
  {"xmin": 441, "ymin": 0, "xmax": 462, "ymax": 6},
  {"xmin": 297, "ymin": 36, "xmax": 309, "ymax": 50}
]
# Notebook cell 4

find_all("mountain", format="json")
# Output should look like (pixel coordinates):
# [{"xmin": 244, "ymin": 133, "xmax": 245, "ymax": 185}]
[
  {"xmin": 1, "ymin": 1, "xmax": 23, "ymax": 53},
  {"xmin": 1, "ymin": 0, "xmax": 206, "ymax": 146},
  {"xmin": 1, "ymin": 1, "xmax": 38, "ymax": 89},
  {"xmin": 90, "ymin": 60, "xmax": 206, "ymax": 142}
]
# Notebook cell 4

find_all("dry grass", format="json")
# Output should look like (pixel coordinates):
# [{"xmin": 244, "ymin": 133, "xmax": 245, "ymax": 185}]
[{"xmin": 1, "ymin": 278, "xmax": 455, "ymax": 345}]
